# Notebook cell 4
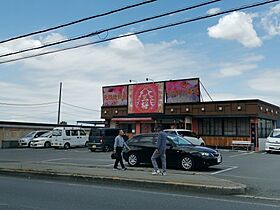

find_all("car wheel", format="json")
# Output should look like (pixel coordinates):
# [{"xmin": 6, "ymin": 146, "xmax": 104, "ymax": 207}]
[
  {"xmin": 90, "ymin": 148, "xmax": 96, "ymax": 152},
  {"xmin": 44, "ymin": 141, "xmax": 51, "ymax": 148},
  {"xmin": 64, "ymin": 143, "xmax": 70, "ymax": 149},
  {"xmin": 28, "ymin": 142, "xmax": 31, "ymax": 148},
  {"xmin": 103, "ymin": 145, "xmax": 110, "ymax": 152},
  {"xmin": 180, "ymin": 155, "xmax": 194, "ymax": 170},
  {"xmin": 266, "ymin": 150, "xmax": 272, "ymax": 154},
  {"xmin": 128, "ymin": 153, "xmax": 139, "ymax": 167},
  {"xmin": 200, "ymin": 143, "xmax": 205, "ymax": 146}
]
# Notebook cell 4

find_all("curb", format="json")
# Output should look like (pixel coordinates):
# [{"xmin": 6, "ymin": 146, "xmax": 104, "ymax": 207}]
[{"xmin": 0, "ymin": 168, "xmax": 246, "ymax": 195}]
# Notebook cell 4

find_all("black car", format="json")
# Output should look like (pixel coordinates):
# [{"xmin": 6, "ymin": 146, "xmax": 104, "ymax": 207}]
[
  {"xmin": 88, "ymin": 128, "xmax": 120, "ymax": 152},
  {"xmin": 123, "ymin": 133, "xmax": 222, "ymax": 170}
]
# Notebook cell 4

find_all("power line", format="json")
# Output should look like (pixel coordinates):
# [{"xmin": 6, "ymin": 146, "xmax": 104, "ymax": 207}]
[
  {"xmin": 0, "ymin": 0, "xmax": 157, "ymax": 45},
  {"xmin": 0, "ymin": 0, "xmax": 278, "ymax": 65},
  {"xmin": 0, "ymin": 0, "xmax": 222, "ymax": 58},
  {"xmin": 0, "ymin": 101, "xmax": 57, "ymax": 106},
  {"xmin": 62, "ymin": 101, "xmax": 101, "ymax": 112},
  {"xmin": 200, "ymin": 80, "xmax": 213, "ymax": 101}
]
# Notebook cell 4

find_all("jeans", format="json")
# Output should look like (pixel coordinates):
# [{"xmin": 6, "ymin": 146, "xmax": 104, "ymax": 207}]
[{"xmin": 151, "ymin": 149, "xmax": 166, "ymax": 172}]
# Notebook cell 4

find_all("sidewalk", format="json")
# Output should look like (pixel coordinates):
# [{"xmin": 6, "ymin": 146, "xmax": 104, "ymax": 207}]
[{"xmin": 0, "ymin": 161, "xmax": 246, "ymax": 195}]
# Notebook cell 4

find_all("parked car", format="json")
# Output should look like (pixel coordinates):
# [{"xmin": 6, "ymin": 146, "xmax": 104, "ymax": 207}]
[
  {"xmin": 265, "ymin": 128, "xmax": 280, "ymax": 153},
  {"xmin": 163, "ymin": 129, "xmax": 205, "ymax": 146},
  {"xmin": 30, "ymin": 131, "xmax": 52, "ymax": 148},
  {"xmin": 88, "ymin": 128, "xmax": 120, "ymax": 152},
  {"xmin": 123, "ymin": 133, "xmax": 222, "ymax": 171},
  {"xmin": 51, "ymin": 127, "xmax": 88, "ymax": 149},
  {"xmin": 18, "ymin": 130, "xmax": 49, "ymax": 147}
]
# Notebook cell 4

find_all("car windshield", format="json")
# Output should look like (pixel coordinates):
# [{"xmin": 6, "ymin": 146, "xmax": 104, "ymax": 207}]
[
  {"xmin": 24, "ymin": 131, "xmax": 36, "ymax": 138},
  {"xmin": 167, "ymin": 135, "xmax": 193, "ymax": 146},
  {"xmin": 40, "ymin": 132, "xmax": 51, "ymax": 137},
  {"xmin": 270, "ymin": 130, "xmax": 280, "ymax": 138},
  {"xmin": 177, "ymin": 131, "xmax": 197, "ymax": 138}
]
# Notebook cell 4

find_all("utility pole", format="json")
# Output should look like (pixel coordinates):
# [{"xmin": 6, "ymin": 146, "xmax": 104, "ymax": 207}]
[{"xmin": 57, "ymin": 82, "xmax": 62, "ymax": 124}]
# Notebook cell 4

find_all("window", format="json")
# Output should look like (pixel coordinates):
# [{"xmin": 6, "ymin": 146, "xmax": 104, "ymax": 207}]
[
  {"xmin": 105, "ymin": 129, "xmax": 119, "ymax": 136},
  {"xmin": 71, "ymin": 130, "xmax": 78, "ymax": 136},
  {"xmin": 52, "ymin": 129, "xmax": 62, "ymax": 136},
  {"xmin": 80, "ymin": 130, "xmax": 86, "ymax": 136},
  {"xmin": 65, "ymin": 130, "xmax": 71, "ymax": 136},
  {"xmin": 236, "ymin": 118, "xmax": 249, "ymax": 136},
  {"xmin": 198, "ymin": 118, "xmax": 250, "ymax": 137},
  {"xmin": 270, "ymin": 130, "xmax": 280, "ymax": 138},
  {"xmin": 258, "ymin": 119, "xmax": 275, "ymax": 138},
  {"xmin": 139, "ymin": 136, "xmax": 154, "ymax": 144},
  {"xmin": 224, "ymin": 119, "xmax": 236, "ymax": 136}
]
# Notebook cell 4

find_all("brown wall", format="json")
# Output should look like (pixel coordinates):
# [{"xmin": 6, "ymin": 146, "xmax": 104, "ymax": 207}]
[{"xmin": 203, "ymin": 136, "xmax": 251, "ymax": 147}]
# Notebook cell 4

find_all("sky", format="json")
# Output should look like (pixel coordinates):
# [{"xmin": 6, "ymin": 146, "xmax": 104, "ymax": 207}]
[{"xmin": 0, "ymin": 0, "xmax": 280, "ymax": 124}]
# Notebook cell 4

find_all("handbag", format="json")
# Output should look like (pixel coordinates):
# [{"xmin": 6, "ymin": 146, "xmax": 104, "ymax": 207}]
[{"xmin": 111, "ymin": 152, "xmax": 118, "ymax": 159}]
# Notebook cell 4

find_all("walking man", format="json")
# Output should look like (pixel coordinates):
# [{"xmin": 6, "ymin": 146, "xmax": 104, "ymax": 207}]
[
  {"xmin": 113, "ymin": 129, "xmax": 130, "ymax": 170},
  {"xmin": 151, "ymin": 126, "xmax": 167, "ymax": 175}
]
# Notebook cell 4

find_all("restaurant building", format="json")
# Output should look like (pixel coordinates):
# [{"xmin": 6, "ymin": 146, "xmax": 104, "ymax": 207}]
[{"xmin": 100, "ymin": 78, "xmax": 280, "ymax": 150}]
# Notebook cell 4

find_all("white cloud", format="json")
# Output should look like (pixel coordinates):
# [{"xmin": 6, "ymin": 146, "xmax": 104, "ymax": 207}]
[
  {"xmin": 261, "ymin": 3, "xmax": 280, "ymax": 37},
  {"xmin": 248, "ymin": 70, "xmax": 280, "ymax": 92},
  {"xmin": 109, "ymin": 33, "xmax": 144, "ymax": 50},
  {"xmin": 215, "ymin": 54, "xmax": 262, "ymax": 78},
  {"xmin": 217, "ymin": 63, "xmax": 257, "ymax": 78},
  {"xmin": 207, "ymin": 8, "xmax": 220, "ymax": 15},
  {"xmin": 208, "ymin": 11, "xmax": 262, "ymax": 48},
  {"xmin": 0, "ymin": 33, "xmax": 201, "ymax": 123}
]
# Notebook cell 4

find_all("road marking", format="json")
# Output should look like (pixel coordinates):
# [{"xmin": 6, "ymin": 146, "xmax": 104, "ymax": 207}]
[
  {"xmin": 40, "ymin": 158, "xmax": 69, "ymax": 162},
  {"xmin": 211, "ymin": 166, "xmax": 238, "ymax": 175},
  {"xmin": 235, "ymin": 195, "xmax": 280, "ymax": 202},
  {"xmin": 229, "ymin": 151, "xmax": 254, "ymax": 158}
]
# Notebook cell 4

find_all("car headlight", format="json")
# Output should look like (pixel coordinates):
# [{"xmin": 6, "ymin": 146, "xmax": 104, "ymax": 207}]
[{"xmin": 200, "ymin": 152, "xmax": 211, "ymax": 157}]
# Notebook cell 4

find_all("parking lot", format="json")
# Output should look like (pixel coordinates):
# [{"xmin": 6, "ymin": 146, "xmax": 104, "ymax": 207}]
[{"xmin": 0, "ymin": 147, "xmax": 279, "ymax": 200}]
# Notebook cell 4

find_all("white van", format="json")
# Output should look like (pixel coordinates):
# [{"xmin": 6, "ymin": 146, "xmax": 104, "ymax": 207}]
[
  {"xmin": 163, "ymin": 129, "xmax": 205, "ymax": 146},
  {"xmin": 51, "ymin": 127, "xmax": 88, "ymax": 149},
  {"xmin": 265, "ymin": 128, "xmax": 280, "ymax": 153}
]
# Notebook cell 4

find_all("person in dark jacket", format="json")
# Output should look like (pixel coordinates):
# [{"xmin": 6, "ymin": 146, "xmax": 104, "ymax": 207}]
[
  {"xmin": 151, "ymin": 126, "xmax": 167, "ymax": 175},
  {"xmin": 113, "ymin": 130, "xmax": 130, "ymax": 170}
]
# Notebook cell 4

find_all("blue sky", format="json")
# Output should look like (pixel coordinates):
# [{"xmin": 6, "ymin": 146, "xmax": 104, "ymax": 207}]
[{"xmin": 0, "ymin": 0, "xmax": 280, "ymax": 124}]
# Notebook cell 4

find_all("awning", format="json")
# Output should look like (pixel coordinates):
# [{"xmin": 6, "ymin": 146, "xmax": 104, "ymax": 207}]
[{"xmin": 111, "ymin": 117, "xmax": 153, "ymax": 122}]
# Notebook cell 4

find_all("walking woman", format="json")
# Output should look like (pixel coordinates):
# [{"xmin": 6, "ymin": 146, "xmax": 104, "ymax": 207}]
[{"xmin": 113, "ymin": 130, "xmax": 130, "ymax": 170}]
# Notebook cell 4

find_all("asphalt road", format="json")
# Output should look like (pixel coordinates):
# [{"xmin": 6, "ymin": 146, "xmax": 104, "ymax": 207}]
[
  {"xmin": 0, "ymin": 175, "xmax": 279, "ymax": 210},
  {"xmin": 0, "ymin": 148, "xmax": 280, "ymax": 199}
]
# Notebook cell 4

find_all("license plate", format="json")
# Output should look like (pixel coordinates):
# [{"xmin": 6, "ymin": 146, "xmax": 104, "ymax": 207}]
[
  {"xmin": 92, "ymin": 145, "xmax": 96, "ymax": 148},
  {"xmin": 217, "ymin": 155, "xmax": 222, "ymax": 163}
]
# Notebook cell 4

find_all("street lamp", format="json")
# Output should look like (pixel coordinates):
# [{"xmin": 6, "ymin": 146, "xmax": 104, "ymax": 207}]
[
  {"xmin": 145, "ymin": 78, "xmax": 154, "ymax": 82},
  {"xmin": 129, "ymin": 79, "xmax": 138, "ymax": 83}
]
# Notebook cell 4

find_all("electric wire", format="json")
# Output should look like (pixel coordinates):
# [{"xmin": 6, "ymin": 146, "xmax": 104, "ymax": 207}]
[
  {"xmin": 0, "ymin": 0, "xmax": 278, "ymax": 65},
  {"xmin": 0, "ymin": 0, "xmax": 222, "ymax": 58},
  {"xmin": 62, "ymin": 101, "xmax": 101, "ymax": 112},
  {"xmin": 0, "ymin": 0, "xmax": 157, "ymax": 44},
  {"xmin": 0, "ymin": 101, "xmax": 57, "ymax": 106},
  {"xmin": 200, "ymin": 80, "xmax": 213, "ymax": 101}
]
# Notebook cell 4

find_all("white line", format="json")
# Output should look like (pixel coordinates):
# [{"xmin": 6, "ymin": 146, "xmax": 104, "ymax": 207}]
[
  {"xmin": 211, "ymin": 166, "xmax": 238, "ymax": 175},
  {"xmin": 236, "ymin": 195, "xmax": 280, "ymax": 202},
  {"xmin": 230, "ymin": 151, "xmax": 254, "ymax": 158},
  {"xmin": 40, "ymin": 158, "xmax": 69, "ymax": 162}
]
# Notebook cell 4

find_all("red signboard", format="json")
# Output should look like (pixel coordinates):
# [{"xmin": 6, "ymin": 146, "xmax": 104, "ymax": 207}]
[
  {"xmin": 128, "ymin": 83, "xmax": 164, "ymax": 114},
  {"xmin": 103, "ymin": 86, "xmax": 127, "ymax": 106},
  {"xmin": 165, "ymin": 79, "xmax": 200, "ymax": 103}
]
